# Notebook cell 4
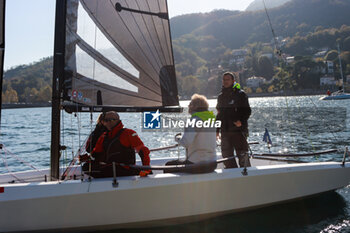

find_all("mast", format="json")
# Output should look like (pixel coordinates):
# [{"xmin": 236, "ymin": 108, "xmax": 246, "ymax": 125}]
[
  {"xmin": 51, "ymin": 0, "xmax": 67, "ymax": 180},
  {"xmin": 0, "ymin": 0, "xmax": 5, "ymax": 130},
  {"xmin": 337, "ymin": 43, "xmax": 345, "ymax": 92}
]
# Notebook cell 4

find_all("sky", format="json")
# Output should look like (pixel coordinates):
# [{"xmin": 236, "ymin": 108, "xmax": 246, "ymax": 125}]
[{"xmin": 4, "ymin": 0, "xmax": 253, "ymax": 70}]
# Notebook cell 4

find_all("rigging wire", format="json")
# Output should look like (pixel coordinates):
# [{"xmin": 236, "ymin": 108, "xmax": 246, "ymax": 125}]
[
  {"xmin": 261, "ymin": 2, "xmax": 338, "ymax": 156},
  {"xmin": 61, "ymin": 108, "xmax": 67, "ymax": 172},
  {"xmin": 0, "ymin": 149, "xmax": 25, "ymax": 183},
  {"xmin": 262, "ymin": 0, "xmax": 281, "ymax": 56},
  {"xmin": 262, "ymin": 0, "xmax": 293, "ymax": 153},
  {"xmin": 262, "ymin": 0, "xmax": 301, "ymax": 154},
  {"xmin": 1, "ymin": 145, "xmax": 44, "ymax": 176}
]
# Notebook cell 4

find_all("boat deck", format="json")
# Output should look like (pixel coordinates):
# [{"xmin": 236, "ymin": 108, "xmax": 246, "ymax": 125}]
[{"xmin": 0, "ymin": 157, "xmax": 285, "ymax": 184}]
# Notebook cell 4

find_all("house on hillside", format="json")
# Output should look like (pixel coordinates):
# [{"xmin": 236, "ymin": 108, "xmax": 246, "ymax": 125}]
[
  {"xmin": 261, "ymin": 53, "xmax": 273, "ymax": 59},
  {"xmin": 246, "ymin": 76, "xmax": 266, "ymax": 89},
  {"xmin": 314, "ymin": 50, "xmax": 328, "ymax": 58},
  {"xmin": 324, "ymin": 61, "xmax": 334, "ymax": 74},
  {"xmin": 320, "ymin": 76, "xmax": 336, "ymax": 86},
  {"xmin": 229, "ymin": 49, "xmax": 248, "ymax": 66},
  {"xmin": 286, "ymin": 56, "xmax": 294, "ymax": 64}
]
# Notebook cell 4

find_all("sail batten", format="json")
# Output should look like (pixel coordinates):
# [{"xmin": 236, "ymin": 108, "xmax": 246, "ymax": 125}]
[
  {"xmin": 79, "ymin": 1, "xmax": 162, "ymax": 87},
  {"xmin": 63, "ymin": 0, "xmax": 179, "ymax": 111},
  {"xmin": 74, "ymin": 73, "xmax": 162, "ymax": 103},
  {"xmin": 70, "ymin": 29, "xmax": 162, "ymax": 94}
]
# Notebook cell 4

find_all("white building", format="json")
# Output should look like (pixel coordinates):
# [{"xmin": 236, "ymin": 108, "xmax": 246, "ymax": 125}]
[
  {"xmin": 246, "ymin": 76, "xmax": 266, "ymax": 88},
  {"xmin": 229, "ymin": 49, "xmax": 248, "ymax": 65},
  {"xmin": 325, "ymin": 60, "xmax": 334, "ymax": 74},
  {"xmin": 320, "ymin": 76, "xmax": 336, "ymax": 86},
  {"xmin": 261, "ymin": 53, "xmax": 273, "ymax": 59},
  {"xmin": 286, "ymin": 56, "xmax": 294, "ymax": 64},
  {"xmin": 314, "ymin": 50, "xmax": 327, "ymax": 58}
]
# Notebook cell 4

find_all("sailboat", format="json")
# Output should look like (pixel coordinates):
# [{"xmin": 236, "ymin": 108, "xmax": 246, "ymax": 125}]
[
  {"xmin": 320, "ymin": 44, "xmax": 350, "ymax": 100},
  {"xmin": 0, "ymin": 0, "xmax": 350, "ymax": 232}
]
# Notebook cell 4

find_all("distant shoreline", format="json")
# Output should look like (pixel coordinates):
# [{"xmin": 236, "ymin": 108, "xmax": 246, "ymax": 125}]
[
  {"xmin": 1, "ymin": 90, "xmax": 329, "ymax": 109},
  {"xmin": 2, "ymin": 102, "xmax": 51, "ymax": 109},
  {"xmin": 184, "ymin": 90, "xmax": 328, "ymax": 100}
]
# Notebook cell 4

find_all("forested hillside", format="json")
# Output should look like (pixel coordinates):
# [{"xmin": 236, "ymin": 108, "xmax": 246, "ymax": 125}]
[
  {"xmin": 171, "ymin": 0, "xmax": 350, "ymax": 96},
  {"xmin": 2, "ymin": 0, "xmax": 350, "ymax": 103},
  {"xmin": 2, "ymin": 58, "xmax": 52, "ymax": 103}
]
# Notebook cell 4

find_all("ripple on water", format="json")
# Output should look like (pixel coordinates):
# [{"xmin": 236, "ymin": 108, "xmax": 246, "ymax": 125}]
[{"xmin": 1, "ymin": 98, "xmax": 350, "ymax": 232}]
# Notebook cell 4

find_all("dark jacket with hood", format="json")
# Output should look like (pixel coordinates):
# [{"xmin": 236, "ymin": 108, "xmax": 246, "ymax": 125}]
[{"xmin": 216, "ymin": 85, "xmax": 251, "ymax": 133}]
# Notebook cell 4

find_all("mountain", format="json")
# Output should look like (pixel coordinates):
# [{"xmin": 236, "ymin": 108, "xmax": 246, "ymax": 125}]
[
  {"xmin": 2, "ymin": 57, "xmax": 53, "ymax": 103},
  {"xmin": 170, "ymin": 10, "xmax": 240, "ymax": 39},
  {"xmin": 245, "ymin": 0, "xmax": 291, "ymax": 11},
  {"xmin": 171, "ymin": 0, "xmax": 350, "ymax": 50},
  {"xmin": 3, "ymin": 0, "xmax": 350, "ymax": 102}
]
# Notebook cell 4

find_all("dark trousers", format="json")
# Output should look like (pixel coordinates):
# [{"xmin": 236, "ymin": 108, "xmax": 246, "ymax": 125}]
[
  {"xmin": 165, "ymin": 159, "xmax": 217, "ymax": 174},
  {"xmin": 221, "ymin": 131, "xmax": 251, "ymax": 168}
]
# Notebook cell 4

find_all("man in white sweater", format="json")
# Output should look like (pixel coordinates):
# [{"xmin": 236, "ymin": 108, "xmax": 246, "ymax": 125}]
[{"xmin": 165, "ymin": 94, "xmax": 217, "ymax": 173}]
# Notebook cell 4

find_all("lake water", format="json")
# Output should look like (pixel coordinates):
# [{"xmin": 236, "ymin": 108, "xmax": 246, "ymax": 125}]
[{"xmin": 1, "ymin": 95, "xmax": 350, "ymax": 232}]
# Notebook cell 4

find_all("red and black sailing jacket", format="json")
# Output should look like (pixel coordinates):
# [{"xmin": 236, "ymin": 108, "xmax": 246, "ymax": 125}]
[{"xmin": 92, "ymin": 121, "xmax": 150, "ymax": 166}]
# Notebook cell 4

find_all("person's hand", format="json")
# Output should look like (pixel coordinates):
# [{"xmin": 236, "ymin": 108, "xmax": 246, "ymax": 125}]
[
  {"xmin": 216, "ymin": 132, "xmax": 221, "ymax": 140},
  {"xmin": 78, "ymin": 154, "xmax": 90, "ymax": 162},
  {"xmin": 139, "ymin": 170, "xmax": 152, "ymax": 177},
  {"xmin": 174, "ymin": 133, "xmax": 182, "ymax": 142},
  {"xmin": 234, "ymin": 121, "xmax": 242, "ymax": 127}
]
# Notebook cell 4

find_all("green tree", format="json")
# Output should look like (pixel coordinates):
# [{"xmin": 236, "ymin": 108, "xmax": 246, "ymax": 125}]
[
  {"xmin": 37, "ymin": 85, "xmax": 52, "ymax": 102},
  {"xmin": 258, "ymin": 56, "xmax": 274, "ymax": 80},
  {"xmin": 181, "ymin": 75, "xmax": 201, "ymax": 97},
  {"xmin": 324, "ymin": 50, "xmax": 338, "ymax": 61},
  {"xmin": 343, "ymin": 36, "xmax": 350, "ymax": 51},
  {"xmin": 3, "ymin": 88, "xmax": 19, "ymax": 103}
]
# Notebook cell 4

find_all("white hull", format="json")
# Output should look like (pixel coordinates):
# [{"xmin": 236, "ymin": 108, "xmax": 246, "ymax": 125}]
[{"xmin": 0, "ymin": 161, "xmax": 349, "ymax": 232}]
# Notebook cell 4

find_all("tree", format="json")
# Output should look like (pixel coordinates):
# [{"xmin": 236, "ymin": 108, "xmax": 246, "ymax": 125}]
[
  {"xmin": 258, "ymin": 56, "xmax": 274, "ymax": 80},
  {"xmin": 324, "ymin": 50, "xmax": 338, "ymax": 61},
  {"xmin": 37, "ymin": 85, "xmax": 52, "ymax": 102},
  {"xmin": 256, "ymin": 87, "xmax": 263, "ymax": 93},
  {"xmin": 244, "ymin": 87, "xmax": 252, "ymax": 94},
  {"xmin": 267, "ymin": 85, "xmax": 275, "ymax": 93},
  {"xmin": 343, "ymin": 36, "xmax": 350, "ymax": 51},
  {"xmin": 181, "ymin": 75, "xmax": 201, "ymax": 97},
  {"xmin": 3, "ymin": 88, "xmax": 19, "ymax": 103}
]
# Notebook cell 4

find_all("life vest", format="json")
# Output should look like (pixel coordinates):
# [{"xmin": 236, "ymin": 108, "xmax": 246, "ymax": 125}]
[
  {"xmin": 192, "ymin": 111, "xmax": 216, "ymax": 121},
  {"xmin": 102, "ymin": 128, "xmax": 136, "ymax": 165}
]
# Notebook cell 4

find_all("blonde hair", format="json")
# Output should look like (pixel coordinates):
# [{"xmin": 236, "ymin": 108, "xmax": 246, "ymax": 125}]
[{"xmin": 190, "ymin": 94, "xmax": 209, "ymax": 112}]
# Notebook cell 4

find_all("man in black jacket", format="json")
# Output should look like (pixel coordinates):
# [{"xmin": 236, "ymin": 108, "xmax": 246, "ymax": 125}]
[{"xmin": 216, "ymin": 72, "xmax": 251, "ymax": 168}]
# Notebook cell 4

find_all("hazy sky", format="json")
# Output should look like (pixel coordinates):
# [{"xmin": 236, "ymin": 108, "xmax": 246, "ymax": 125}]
[{"xmin": 4, "ymin": 0, "xmax": 253, "ymax": 70}]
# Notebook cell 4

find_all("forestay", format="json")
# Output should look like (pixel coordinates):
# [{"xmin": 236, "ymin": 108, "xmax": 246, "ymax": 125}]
[
  {"xmin": 0, "ymin": 0, "xmax": 5, "ymax": 123},
  {"xmin": 63, "ymin": 0, "xmax": 179, "ymax": 111}
]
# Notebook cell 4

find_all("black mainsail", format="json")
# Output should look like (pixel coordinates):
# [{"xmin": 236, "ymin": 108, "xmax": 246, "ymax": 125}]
[
  {"xmin": 51, "ymin": 0, "xmax": 180, "ymax": 179},
  {"xmin": 62, "ymin": 0, "xmax": 180, "ymax": 112}
]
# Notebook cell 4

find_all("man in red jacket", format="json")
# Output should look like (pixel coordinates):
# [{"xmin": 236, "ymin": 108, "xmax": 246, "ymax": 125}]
[{"xmin": 82, "ymin": 111, "xmax": 151, "ymax": 178}]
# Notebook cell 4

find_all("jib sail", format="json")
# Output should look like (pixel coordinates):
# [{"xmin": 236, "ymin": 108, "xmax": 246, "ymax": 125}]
[{"xmin": 63, "ymin": 0, "xmax": 179, "ymax": 112}]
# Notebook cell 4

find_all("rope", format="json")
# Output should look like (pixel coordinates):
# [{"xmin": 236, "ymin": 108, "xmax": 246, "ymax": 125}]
[
  {"xmin": 1, "ymin": 145, "xmax": 44, "ymax": 175},
  {"xmin": 262, "ymin": 0, "xmax": 281, "ymax": 56},
  {"xmin": 306, "ymin": 96, "xmax": 340, "ymax": 143},
  {"xmin": 61, "ymin": 108, "xmax": 67, "ymax": 171},
  {"xmin": 0, "ymin": 148, "xmax": 25, "ymax": 183}
]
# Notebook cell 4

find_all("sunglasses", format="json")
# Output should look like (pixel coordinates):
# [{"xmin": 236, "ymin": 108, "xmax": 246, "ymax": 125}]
[{"xmin": 103, "ymin": 118, "xmax": 118, "ymax": 122}]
